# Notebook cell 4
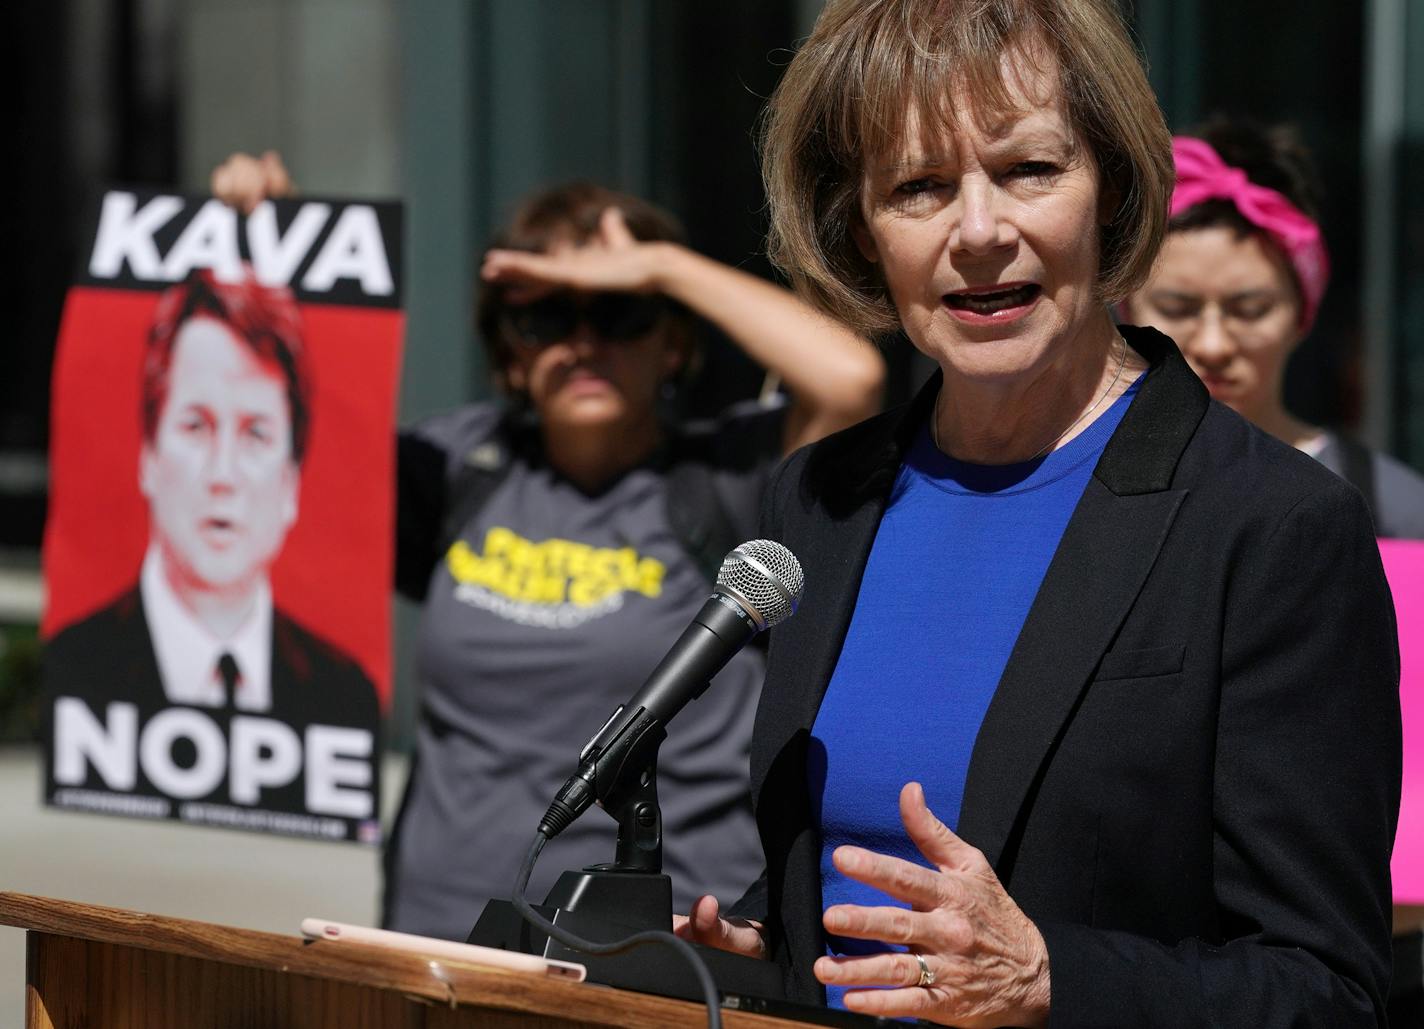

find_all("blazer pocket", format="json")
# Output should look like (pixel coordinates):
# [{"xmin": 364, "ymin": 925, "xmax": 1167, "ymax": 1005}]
[{"xmin": 1095, "ymin": 643, "xmax": 1185, "ymax": 682}]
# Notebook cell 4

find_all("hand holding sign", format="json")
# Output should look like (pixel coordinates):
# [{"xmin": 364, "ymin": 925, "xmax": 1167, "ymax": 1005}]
[{"xmin": 211, "ymin": 150, "xmax": 296, "ymax": 215}]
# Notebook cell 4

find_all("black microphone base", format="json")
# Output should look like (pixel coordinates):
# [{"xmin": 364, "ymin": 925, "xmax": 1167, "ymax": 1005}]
[{"xmin": 468, "ymin": 867, "xmax": 785, "ymax": 1003}]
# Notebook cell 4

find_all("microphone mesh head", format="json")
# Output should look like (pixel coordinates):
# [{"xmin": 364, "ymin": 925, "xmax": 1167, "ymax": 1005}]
[{"xmin": 716, "ymin": 540, "xmax": 804, "ymax": 629}]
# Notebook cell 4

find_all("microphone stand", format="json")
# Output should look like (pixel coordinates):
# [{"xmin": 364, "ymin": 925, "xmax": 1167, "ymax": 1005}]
[
  {"xmin": 541, "ymin": 739, "xmax": 673, "ymax": 931},
  {"xmin": 467, "ymin": 706, "xmax": 784, "ymax": 1003}
]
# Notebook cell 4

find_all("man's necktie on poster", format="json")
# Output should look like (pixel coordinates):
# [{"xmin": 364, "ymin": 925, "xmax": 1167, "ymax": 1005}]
[{"xmin": 217, "ymin": 652, "xmax": 241, "ymax": 710}]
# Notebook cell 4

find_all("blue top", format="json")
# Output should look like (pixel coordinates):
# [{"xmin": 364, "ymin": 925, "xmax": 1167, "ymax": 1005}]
[{"xmin": 808, "ymin": 378, "xmax": 1141, "ymax": 1008}]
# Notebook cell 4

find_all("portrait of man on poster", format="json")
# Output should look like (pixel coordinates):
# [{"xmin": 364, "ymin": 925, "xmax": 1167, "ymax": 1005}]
[{"xmin": 44, "ymin": 269, "xmax": 379, "ymax": 809}]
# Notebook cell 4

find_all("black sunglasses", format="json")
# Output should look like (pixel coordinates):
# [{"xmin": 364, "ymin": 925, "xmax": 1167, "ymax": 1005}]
[{"xmin": 501, "ymin": 292, "xmax": 666, "ymax": 348}]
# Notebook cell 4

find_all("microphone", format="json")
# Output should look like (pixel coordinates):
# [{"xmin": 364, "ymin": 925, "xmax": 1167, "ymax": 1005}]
[{"xmin": 538, "ymin": 539, "xmax": 804, "ymax": 839}]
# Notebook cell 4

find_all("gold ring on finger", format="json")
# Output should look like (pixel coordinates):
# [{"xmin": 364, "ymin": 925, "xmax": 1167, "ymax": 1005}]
[{"xmin": 913, "ymin": 952, "xmax": 935, "ymax": 988}]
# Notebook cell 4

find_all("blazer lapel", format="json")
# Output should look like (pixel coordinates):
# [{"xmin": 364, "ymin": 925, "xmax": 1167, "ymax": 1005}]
[
  {"xmin": 956, "ymin": 480, "xmax": 1186, "ymax": 869},
  {"xmin": 958, "ymin": 327, "xmax": 1208, "ymax": 871},
  {"xmin": 772, "ymin": 373, "xmax": 942, "ymax": 737},
  {"xmin": 757, "ymin": 377, "xmax": 937, "ymax": 998},
  {"xmin": 769, "ymin": 507, "xmax": 886, "ymax": 740}
]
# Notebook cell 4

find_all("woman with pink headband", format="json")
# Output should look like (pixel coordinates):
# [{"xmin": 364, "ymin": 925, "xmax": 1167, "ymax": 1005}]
[
  {"xmin": 1131, "ymin": 117, "xmax": 1422, "ymax": 1027},
  {"xmin": 1126, "ymin": 119, "xmax": 1424, "ymax": 539}
]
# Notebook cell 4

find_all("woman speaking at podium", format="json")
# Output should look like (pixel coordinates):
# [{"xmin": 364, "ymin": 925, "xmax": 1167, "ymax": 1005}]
[{"xmin": 677, "ymin": 1, "xmax": 1401, "ymax": 1026}]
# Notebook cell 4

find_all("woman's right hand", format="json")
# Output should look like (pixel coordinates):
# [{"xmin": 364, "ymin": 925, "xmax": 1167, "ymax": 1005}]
[
  {"xmin": 480, "ymin": 206, "xmax": 665, "ymax": 296},
  {"xmin": 210, "ymin": 150, "xmax": 296, "ymax": 214},
  {"xmin": 672, "ymin": 894, "xmax": 769, "ymax": 959}
]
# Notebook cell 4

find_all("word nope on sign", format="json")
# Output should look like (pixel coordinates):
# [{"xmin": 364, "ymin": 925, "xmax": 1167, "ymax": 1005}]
[{"xmin": 51, "ymin": 697, "xmax": 375, "ymax": 820}]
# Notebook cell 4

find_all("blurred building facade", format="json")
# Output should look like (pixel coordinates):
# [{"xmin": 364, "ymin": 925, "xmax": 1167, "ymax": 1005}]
[{"xmin": 6, "ymin": 0, "xmax": 1424, "ymax": 741}]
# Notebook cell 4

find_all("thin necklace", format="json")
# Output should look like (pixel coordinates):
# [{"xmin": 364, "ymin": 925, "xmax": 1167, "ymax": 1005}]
[{"xmin": 932, "ymin": 333, "xmax": 1128, "ymax": 462}]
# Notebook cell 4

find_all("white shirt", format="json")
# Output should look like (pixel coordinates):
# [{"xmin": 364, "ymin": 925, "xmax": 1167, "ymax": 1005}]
[{"xmin": 140, "ymin": 546, "xmax": 273, "ymax": 713}]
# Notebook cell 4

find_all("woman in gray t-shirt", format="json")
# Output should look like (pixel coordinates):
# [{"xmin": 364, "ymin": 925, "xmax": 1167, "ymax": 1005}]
[{"xmin": 385, "ymin": 182, "xmax": 884, "ymax": 940}]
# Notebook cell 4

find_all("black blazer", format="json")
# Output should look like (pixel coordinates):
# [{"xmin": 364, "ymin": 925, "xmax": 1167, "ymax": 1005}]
[{"xmin": 738, "ymin": 326, "xmax": 1400, "ymax": 1026}]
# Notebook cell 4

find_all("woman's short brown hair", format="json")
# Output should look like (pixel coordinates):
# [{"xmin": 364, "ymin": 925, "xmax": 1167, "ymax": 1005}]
[
  {"xmin": 761, "ymin": 0, "xmax": 1173, "ymax": 336},
  {"xmin": 476, "ymin": 182, "xmax": 692, "ymax": 384}
]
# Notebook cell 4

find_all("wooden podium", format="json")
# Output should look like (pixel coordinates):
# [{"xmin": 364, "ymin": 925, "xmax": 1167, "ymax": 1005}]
[{"xmin": 0, "ymin": 892, "xmax": 804, "ymax": 1028}]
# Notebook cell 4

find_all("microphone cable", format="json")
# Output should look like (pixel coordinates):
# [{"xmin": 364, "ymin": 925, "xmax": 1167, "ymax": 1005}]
[{"xmin": 511, "ymin": 830, "xmax": 723, "ymax": 1029}]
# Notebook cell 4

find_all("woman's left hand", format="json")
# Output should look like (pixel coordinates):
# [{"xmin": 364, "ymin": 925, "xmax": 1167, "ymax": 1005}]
[
  {"xmin": 814, "ymin": 782, "xmax": 1051, "ymax": 1028},
  {"xmin": 480, "ymin": 206, "xmax": 666, "ymax": 297}
]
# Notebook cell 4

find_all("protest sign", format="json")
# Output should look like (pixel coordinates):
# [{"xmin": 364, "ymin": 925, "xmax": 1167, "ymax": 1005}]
[{"xmin": 41, "ymin": 190, "xmax": 402, "ymax": 843}]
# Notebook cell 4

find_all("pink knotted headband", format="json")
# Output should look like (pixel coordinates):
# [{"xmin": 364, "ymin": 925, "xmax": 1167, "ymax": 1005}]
[{"xmin": 1169, "ymin": 136, "xmax": 1330, "ymax": 333}]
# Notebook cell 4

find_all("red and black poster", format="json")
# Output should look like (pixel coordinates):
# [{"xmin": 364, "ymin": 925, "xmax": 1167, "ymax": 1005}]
[{"xmin": 41, "ymin": 190, "xmax": 403, "ymax": 843}]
